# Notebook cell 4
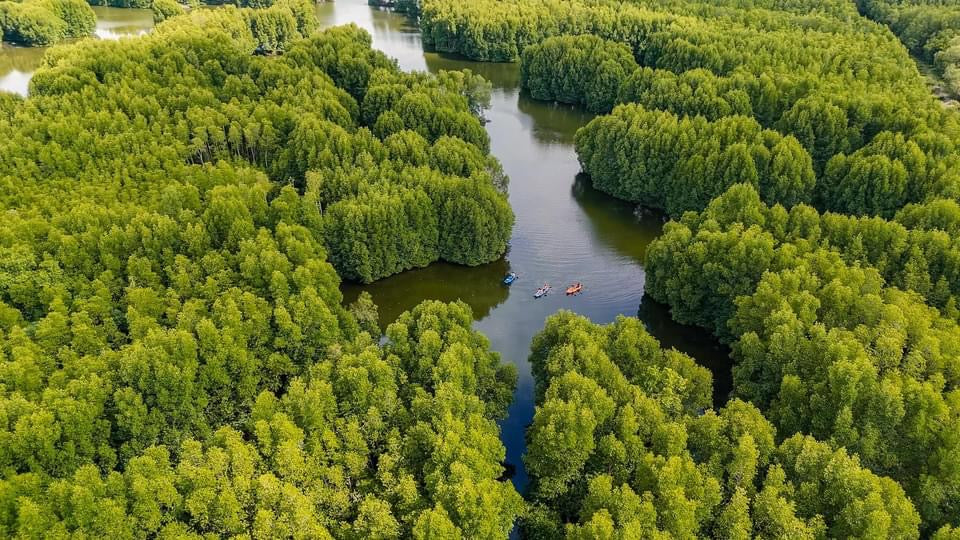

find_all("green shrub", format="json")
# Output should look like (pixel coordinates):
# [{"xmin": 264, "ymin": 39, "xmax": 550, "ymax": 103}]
[{"xmin": 150, "ymin": 0, "xmax": 184, "ymax": 23}]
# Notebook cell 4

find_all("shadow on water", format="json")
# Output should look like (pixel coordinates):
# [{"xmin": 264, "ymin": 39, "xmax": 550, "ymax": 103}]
[
  {"xmin": 341, "ymin": 259, "xmax": 511, "ymax": 329},
  {"xmin": 637, "ymin": 295, "xmax": 733, "ymax": 406},
  {"xmin": 516, "ymin": 93, "xmax": 593, "ymax": 145},
  {"xmin": 570, "ymin": 173, "xmax": 663, "ymax": 262}
]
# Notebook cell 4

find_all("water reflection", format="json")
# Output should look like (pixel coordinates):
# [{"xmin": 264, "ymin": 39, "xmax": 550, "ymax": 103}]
[
  {"xmin": 92, "ymin": 7, "xmax": 153, "ymax": 40},
  {"xmin": 0, "ymin": 44, "xmax": 45, "ymax": 96},
  {"xmin": 570, "ymin": 173, "xmax": 663, "ymax": 262},
  {"xmin": 341, "ymin": 259, "xmax": 511, "ymax": 329},
  {"xmin": 425, "ymin": 52, "xmax": 520, "ymax": 90},
  {"xmin": 0, "ymin": 7, "xmax": 154, "ymax": 96},
  {"xmin": 315, "ymin": 2, "xmax": 427, "ymax": 72},
  {"xmin": 516, "ymin": 93, "xmax": 593, "ymax": 145}
]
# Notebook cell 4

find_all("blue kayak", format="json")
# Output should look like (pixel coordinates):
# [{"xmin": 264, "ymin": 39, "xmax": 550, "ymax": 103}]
[{"xmin": 503, "ymin": 272, "xmax": 518, "ymax": 285}]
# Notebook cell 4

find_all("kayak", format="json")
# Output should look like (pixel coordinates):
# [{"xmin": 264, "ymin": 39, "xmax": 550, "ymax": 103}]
[
  {"xmin": 534, "ymin": 284, "xmax": 551, "ymax": 298},
  {"xmin": 503, "ymin": 272, "xmax": 518, "ymax": 285},
  {"xmin": 566, "ymin": 283, "xmax": 583, "ymax": 295}
]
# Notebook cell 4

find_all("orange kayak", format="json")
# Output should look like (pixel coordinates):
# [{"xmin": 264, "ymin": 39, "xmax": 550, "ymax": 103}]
[{"xmin": 566, "ymin": 283, "xmax": 582, "ymax": 295}]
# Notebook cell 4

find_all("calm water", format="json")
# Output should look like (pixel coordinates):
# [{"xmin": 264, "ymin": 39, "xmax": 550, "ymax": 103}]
[
  {"xmin": 0, "ymin": 6, "xmax": 153, "ymax": 96},
  {"xmin": 317, "ymin": 1, "xmax": 732, "ymax": 491},
  {"xmin": 0, "ymin": 0, "xmax": 731, "ymax": 494}
]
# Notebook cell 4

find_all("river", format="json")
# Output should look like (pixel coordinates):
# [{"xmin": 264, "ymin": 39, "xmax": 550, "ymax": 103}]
[
  {"xmin": 0, "ymin": 0, "xmax": 730, "ymax": 494},
  {"xmin": 315, "ymin": 1, "xmax": 731, "ymax": 491}
]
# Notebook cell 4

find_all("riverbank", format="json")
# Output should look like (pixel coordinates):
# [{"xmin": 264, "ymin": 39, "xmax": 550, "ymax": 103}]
[{"xmin": 0, "ymin": 5, "xmax": 152, "ymax": 95}]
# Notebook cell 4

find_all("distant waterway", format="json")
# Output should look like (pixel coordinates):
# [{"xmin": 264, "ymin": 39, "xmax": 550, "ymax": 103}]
[{"xmin": 0, "ymin": 6, "xmax": 153, "ymax": 96}]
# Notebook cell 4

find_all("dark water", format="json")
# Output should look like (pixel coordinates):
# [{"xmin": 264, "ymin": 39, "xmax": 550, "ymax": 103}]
[
  {"xmin": 0, "ymin": 7, "xmax": 153, "ymax": 96},
  {"xmin": 319, "ymin": 1, "xmax": 732, "ymax": 491},
  {"xmin": 0, "ymin": 0, "xmax": 731, "ymax": 494}
]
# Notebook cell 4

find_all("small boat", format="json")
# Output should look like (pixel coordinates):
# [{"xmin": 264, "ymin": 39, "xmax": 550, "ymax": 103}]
[
  {"xmin": 503, "ymin": 272, "xmax": 519, "ymax": 285},
  {"xmin": 534, "ymin": 284, "xmax": 551, "ymax": 298},
  {"xmin": 566, "ymin": 282, "xmax": 583, "ymax": 295}
]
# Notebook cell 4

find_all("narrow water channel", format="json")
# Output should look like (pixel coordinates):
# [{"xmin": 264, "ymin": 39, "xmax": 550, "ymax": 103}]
[
  {"xmin": 0, "ymin": 0, "xmax": 731, "ymax": 494},
  {"xmin": 317, "ymin": 1, "xmax": 732, "ymax": 491}
]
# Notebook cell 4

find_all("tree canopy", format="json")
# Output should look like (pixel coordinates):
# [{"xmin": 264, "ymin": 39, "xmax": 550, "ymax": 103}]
[
  {"xmin": 644, "ymin": 184, "xmax": 960, "ymax": 531},
  {"xmin": 520, "ymin": 35, "xmax": 638, "ymax": 113},
  {"xmin": 423, "ymin": 0, "xmax": 960, "ymax": 218},
  {"xmin": 522, "ymin": 311, "xmax": 921, "ymax": 539},
  {"xmin": 8, "ymin": 6, "xmax": 510, "ymax": 283},
  {"xmin": 0, "ymin": 0, "xmax": 95, "ymax": 46},
  {"xmin": 575, "ymin": 104, "xmax": 815, "ymax": 217},
  {"xmin": 0, "ymin": 9, "xmax": 521, "ymax": 537},
  {"xmin": 859, "ymin": 0, "xmax": 960, "ymax": 98}
]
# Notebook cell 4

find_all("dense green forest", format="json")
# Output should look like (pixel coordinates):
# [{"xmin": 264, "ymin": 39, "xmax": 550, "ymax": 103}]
[
  {"xmin": 0, "ymin": 0, "xmax": 94, "ymax": 45},
  {"xmin": 424, "ymin": 0, "xmax": 960, "ymax": 218},
  {"xmin": 0, "ymin": 6, "xmax": 523, "ymax": 536},
  {"xmin": 644, "ymin": 185, "xmax": 960, "ymax": 532},
  {"xmin": 3, "ymin": 0, "xmax": 960, "ymax": 535},
  {"xmin": 92, "ymin": 0, "xmax": 294, "ymax": 11},
  {"xmin": 519, "ymin": 35, "xmax": 637, "ymax": 114},
  {"xmin": 522, "ymin": 312, "xmax": 921, "ymax": 538},
  {"xmin": 422, "ymin": 0, "xmax": 960, "ymax": 535},
  {"xmin": 575, "ymin": 104, "xmax": 815, "ymax": 217}
]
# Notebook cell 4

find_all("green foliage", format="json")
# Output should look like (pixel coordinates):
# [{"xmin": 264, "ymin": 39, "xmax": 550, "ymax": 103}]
[
  {"xmin": 60, "ymin": 9, "xmax": 506, "ymax": 285},
  {"xmin": 860, "ymin": 0, "xmax": 960, "ymax": 98},
  {"xmin": 0, "ymin": 11, "xmax": 521, "ymax": 537},
  {"xmin": 314, "ymin": 163, "xmax": 512, "ymax": 283},
  {"xmin": 424, "ymin": 0, "xmax": 960, "ymax": 218},
  {"xmin": 348, "ymin": 291, "xmax": 380, "ymax": 337},
  {"xmin": 45, "ymin": 0, "xmax": 95, "ymax": 36},
  {"xmin": 896, "ymin": 197, "xmax": 960, "ymax": 235},
  {"xmin": 0, "ymin": 0, "xmax": 94, "ymax": 46},
  {"xmin": 617, "ymin": 67, "xmax": 755, "ymax": 120},
  {"xmin": 520, "ymin": 35, "xmax": 638, "ymax": 113},
  {"xmin": 575, "ymin": 104, "xmax": 815, "ymax": 217},
  {"xmin": 151, "ymin": 0, "xmax": 184, "ymax": 23},
  {"xmin": 936, "ymin": 525, "xmax": 960, "ymax": 540},
  {"xmin": 422, "ymin": 0, "xmax": 865, "ymax": 63},
  {"xmin": 645, "ymin": 184, "xmax": 960, "ymax": 531},
  {"xmin": 0, "ymin": 301, "xmax": 522, "ymax": 537},
  {"xmin": 523, "ymin": 311, "xmax": 921, "ymax": 538},
  {"xmin": 91, "ymin": 0, "xmax": 285, "ymax": 9}
]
